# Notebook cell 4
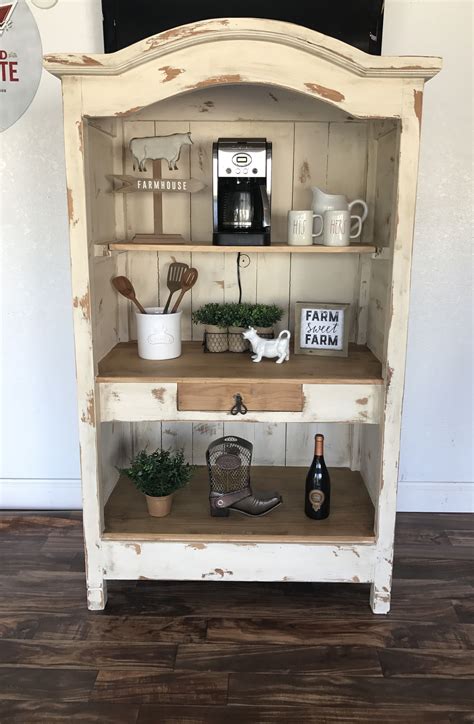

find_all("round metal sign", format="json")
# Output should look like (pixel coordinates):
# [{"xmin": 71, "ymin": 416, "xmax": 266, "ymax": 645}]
[{"xmin": 0, "ymin": 0, "xmax": 43, "ymax": 132}]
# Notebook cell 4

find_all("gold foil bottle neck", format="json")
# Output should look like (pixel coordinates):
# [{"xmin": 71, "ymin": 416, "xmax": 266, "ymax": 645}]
[{"xmin": 315, "ymin": 434, "xmax": 324, "ymax": 457}]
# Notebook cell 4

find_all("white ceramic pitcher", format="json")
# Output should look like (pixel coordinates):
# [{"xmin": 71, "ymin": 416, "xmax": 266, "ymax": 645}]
[{"xmin": 311, "ymin": 187, "xmax": 368, "ymax": 234}]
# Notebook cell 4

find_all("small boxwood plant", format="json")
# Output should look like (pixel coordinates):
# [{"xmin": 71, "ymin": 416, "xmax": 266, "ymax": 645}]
[
  {"xmin": 120, "ymin": 448, "xmax": 194, "ymax": 498},
  {"xmin": 250, "ymin": 304, "xmax": 283, "ymax": 328},
  {"xmin": 224, "ymin": 303, "xmax": 254, "ymax": 328},
  {"xmin": 191, "ymin": 303, "xmax": 228, "ymax": 328},
  {"xmin": 192, "ymin": 303, "xmax": 283, "ymax": 329}
]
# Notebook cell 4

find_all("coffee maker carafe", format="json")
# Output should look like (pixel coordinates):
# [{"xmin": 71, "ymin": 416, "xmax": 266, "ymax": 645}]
[{"xmin": 213, "ymin": 138, "xmax": 272, "ymax": 246}]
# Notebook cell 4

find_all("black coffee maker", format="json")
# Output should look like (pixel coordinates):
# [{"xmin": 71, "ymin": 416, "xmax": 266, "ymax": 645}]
[{"xmin": 212, "ymin": 138, "xmax": 272, "ymax": 246}]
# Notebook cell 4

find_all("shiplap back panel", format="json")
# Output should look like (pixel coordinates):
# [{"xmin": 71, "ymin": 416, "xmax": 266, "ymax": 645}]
[
  {"xmin": 128, "ymin": 420, "xmax": 350, "ymax": 469},
  {"xmin": 100, "ymin": 421, "xmax": 132, "ymax": 503},
  {"xmin": 365, "ymin": 126, "xmax": 397, "ymax": 363},
  {"xmin": 360, "ymin": 423, "xmax": 382, "ymax": 505},
  {"xmin": 92, "ymin": 256, "xmax": 122, "ymax": 363},
  {"xmin": 374, "ymin": 127, "xmax": 399, "ymax": 249},
  {"xmin": 110, "ymin": 88, "xmax": 370, "ymax": 467},
  {"xmin": 120, "ymin": 122, "xmax": 367, "ymax": 343},
  {"xmin": 86, "ymin": 124, "xmax": 116, "ymax": 248},
  {"xmin": 367, "ymin": 258, "xmax": 391, "ymax": 361},
  {"xmin": 86, "ymin": 125, "xmax": 123, "ymax": 363}
]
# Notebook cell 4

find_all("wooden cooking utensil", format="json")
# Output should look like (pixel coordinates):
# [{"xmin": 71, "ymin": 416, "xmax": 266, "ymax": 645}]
[
  {"xmin": 163, "ymin": 261, "xmax": 189, "ymax": 313},
  {"xmin": 171, "ymin": 267, "xmax": 199, "ymax": 314},
  {"xmin": 112, "ymin": 276, "xmax": 147, "ymax": 314}
]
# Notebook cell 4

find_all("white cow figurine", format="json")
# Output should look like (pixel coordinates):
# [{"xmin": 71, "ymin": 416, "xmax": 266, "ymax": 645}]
[
  {"xmin": 129, "ymin": 132, "xmax": 193, "ymax": 172},
  {"xmin": 242, "ymin": 327, "xmax": 291, "ymax": 364}
]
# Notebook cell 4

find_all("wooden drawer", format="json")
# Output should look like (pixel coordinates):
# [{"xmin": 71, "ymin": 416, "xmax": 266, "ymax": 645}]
[{"xmin": 177, "ymin": 382, "xmax": 304, "ymax": 413}]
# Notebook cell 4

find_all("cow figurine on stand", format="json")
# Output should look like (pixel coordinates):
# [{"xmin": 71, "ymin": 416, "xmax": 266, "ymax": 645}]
[
  {"xmin": 242, "ymin": 327, "xmax": 291, "ymax": 364},
  {"xmin": 130, "ymin": 132, "xmax": 193, "ymax": 172}
]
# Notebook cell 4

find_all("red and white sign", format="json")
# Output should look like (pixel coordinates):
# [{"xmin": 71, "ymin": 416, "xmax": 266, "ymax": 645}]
[{"xmin": 0, "ymin": 0, "xmax": 43, "ymax": 132}]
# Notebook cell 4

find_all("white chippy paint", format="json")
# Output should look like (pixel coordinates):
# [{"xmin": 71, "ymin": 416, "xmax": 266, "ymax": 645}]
[
  {"xmin": 100, "ymin": 540, "xmax": 376, "ymax": 584},
  {"xmin": 45, "ymin": 17, "xmax": 440, "ymax": 613},
  {"xmin": 44, "ymin": 17, "xmax": 441, "ymax": 80},
  {"xmin": 99, "ymin": 382, "xmax": 383, "ymax": 425}
]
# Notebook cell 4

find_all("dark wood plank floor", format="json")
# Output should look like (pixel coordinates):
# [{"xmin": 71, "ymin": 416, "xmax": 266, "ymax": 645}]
[{"xmin": 0, "ymin": 512, "xmax": 472, "ymax": 723}]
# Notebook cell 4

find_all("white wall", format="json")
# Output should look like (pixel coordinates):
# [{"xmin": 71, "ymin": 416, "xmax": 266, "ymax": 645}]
[
  {"xmin": 383, "ymin": 0, "xmax": 473, "ymax": 511},
  {"xmin": 0, "ymin": 0, "xmax": 103, "ymax": 508},
  {"xmin": 0, "ymin": 1, "xmax": 472, "ymax": 510}
]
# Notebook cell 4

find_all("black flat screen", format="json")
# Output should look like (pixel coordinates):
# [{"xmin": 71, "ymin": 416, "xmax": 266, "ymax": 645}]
[{"xmin": 102, "ymin": 0, "xmax": 384, "ymax": 55}]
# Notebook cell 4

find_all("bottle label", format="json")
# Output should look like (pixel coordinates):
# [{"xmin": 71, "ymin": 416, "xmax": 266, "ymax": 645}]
[{"xmin": 309, "ymin": 489, "xmax": 325, "ymax": 512}]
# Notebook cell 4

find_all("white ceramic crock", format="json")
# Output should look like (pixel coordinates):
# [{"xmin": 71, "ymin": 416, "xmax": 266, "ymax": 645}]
[{"xmin": 136, "ymin": 307, "xmax": 182, "ymax": 360}]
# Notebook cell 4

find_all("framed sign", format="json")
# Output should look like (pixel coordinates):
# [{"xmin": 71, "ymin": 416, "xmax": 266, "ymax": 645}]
[{"xmin": 294, "ymin": 302, "xmax": 350, "ymax": 357}]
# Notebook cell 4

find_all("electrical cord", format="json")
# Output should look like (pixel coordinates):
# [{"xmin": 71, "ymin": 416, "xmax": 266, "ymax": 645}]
[{"xmin": 237, "ymin": 252, "xmax": 242, "ymax": 304}]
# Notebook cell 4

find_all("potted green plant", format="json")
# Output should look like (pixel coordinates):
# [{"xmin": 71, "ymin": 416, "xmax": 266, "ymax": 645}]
[
  {"xmin": 192, "ymin": 303, "xmax": 229, "ymax": 352},
  {"xmin": 250, "ymin": 304, "xmax": 283, "ymax": 338},
  {"xmin": 226, "ymin": 302, "xmax": 254, "ymax": 352},
  {"xmin": 120, "ymin": 448, "xmax": 194, "ymax": 517}
]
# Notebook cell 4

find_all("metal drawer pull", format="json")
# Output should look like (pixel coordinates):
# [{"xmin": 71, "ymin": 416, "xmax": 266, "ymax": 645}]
[{"xmin": 230, "ymin": 393, "xmax": 248, "ymax": 416}]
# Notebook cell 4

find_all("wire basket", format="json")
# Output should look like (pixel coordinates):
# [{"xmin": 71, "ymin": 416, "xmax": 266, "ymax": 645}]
[{"xmin": 203, "ymin": 330, "xmax": 229, "ymax": 353}]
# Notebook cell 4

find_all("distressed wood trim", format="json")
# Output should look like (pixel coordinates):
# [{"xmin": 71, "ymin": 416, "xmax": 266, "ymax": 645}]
[
  {"xmin": 44, "ymin": 18, "xmax": 441, "ymax": 80},
  {"xmin": 371, "ymin": 93, "xmax": 424, "ymax": 614},
  {"xmin": 98, "ymin": 382, "xmax": 383, "ymax": 424},
  {"xmin": 107, "ymin": 243, "xmax": 377, "ymax": 254},
  {"xmin": 100, "ymin": 540, "xmax": 376, "ymax": 583},
  {"xmin": 63, "ymin": 79, "xmax": 107, "ymax": 610}
]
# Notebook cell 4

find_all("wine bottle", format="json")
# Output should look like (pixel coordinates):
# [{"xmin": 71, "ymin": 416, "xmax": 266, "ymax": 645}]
[{"xmin": 305, "ymin": 434, "xmax": 330, "ymax": 520}]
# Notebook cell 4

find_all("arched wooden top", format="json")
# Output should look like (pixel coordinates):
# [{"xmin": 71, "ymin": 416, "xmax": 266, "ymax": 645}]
[
  {"xmin": 46, "ymin": 18, "xmax": 441, "ymax": 120},
  {"xmin": 44, "ymin": 17, "xmax": 441, "ymax": 80}
]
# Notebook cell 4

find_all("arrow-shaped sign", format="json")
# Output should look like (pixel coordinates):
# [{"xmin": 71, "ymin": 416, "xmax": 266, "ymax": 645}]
[{"xmin": 107, "ymin": 174, "xmax": 206, "ymax": 194}]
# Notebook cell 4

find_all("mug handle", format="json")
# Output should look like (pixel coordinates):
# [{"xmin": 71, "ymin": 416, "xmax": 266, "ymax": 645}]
[
  {"xmin": 313, "ymin": 213, "xmax": 324, "ymax": 237},
  {"xmin": 350, "ymin": 215, "xmax": 362, "ymax": 239}
]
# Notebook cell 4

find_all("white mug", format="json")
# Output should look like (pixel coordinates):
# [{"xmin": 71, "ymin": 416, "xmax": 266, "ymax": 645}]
[
  {"xmin": 288, "ymin": 210, "xmax": 317, "ymax": 246},
  {"xmin": 314, "ymin": 209, "xmax": 362, "ymax": 247}
]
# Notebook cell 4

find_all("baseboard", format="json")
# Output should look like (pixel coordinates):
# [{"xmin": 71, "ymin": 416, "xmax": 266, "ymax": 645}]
[
  {"xmin": 397, "ymin": 481, "xmax": 474, "ymax": 513},
  {"xmin": 0, "ymin": 479, "xmax": 82, "ymax": 509},
  {"xmin": 1, "ymin": 478, "xmax": 473, "ymax": 513}
]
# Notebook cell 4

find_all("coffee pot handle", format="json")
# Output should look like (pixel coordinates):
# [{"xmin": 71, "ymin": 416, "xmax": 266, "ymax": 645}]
[{"xmin": 260, "ymin": 186, "xmax": 271, "ymax": 229}]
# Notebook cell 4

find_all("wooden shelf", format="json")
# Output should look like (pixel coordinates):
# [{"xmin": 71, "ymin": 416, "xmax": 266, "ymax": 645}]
[
  {"xmin": 97, "ymin": 342, "xmax": 384, "ymax": 385},
  {"xmin": 105, "ymin": 241, "xmax": 377, "ymax": 254},
  {"xmin": 103, "ymin": 466, "xmax": 375, "ymax": 544}
]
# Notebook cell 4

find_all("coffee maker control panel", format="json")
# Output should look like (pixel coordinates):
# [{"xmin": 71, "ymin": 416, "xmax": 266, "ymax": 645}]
[{"xmin": 216, "ymin": 139, "xmax": 268, "ymax": 179}]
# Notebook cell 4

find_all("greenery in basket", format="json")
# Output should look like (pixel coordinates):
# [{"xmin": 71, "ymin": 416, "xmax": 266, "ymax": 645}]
[
  {"xmin": 119, "ymin": 448, "xmax": 194, "ymax": 498},
  {"xmin": 224, "ymin": 303, "xmax": 254, "ymax": 328},
  {"xmin": 191, "ymin": 303, "xmax": 228, "ymax": 328},
  {"xmin": 250, "ymin": 304, "xmax": 283, "ymax": 328},
  {"xmin": 192, "ymin": 303, "xmax": 283, "ymax": 329}
]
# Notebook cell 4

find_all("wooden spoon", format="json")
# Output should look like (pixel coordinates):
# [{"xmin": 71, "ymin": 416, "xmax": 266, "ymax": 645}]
[
  {"xmin": 112, "ymin": 276, "xmax": 147, "ymax": 314},
  {"xmin": 171, "ymin": 267, "xmax": 199, "ymax": 314},
  {"xmin": 163, "ymin": 262, "xmax": 189, "ymax": 314}
]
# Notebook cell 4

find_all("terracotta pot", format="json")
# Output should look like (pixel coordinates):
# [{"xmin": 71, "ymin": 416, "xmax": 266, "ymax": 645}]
[
  {"xmin": 145, "ymin": 493, "xmax": 174, "ymax": 517},
  {"xmin": 205, "ymin": 325, "xmax": 228, "ymax": 352},
  {"xmin": 255, "ymin": 326, "xmax": 275, "ymax": 340},
  {"xmin": 228, "ymin": 326, "xmax": 250, "ymax": 352}
]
